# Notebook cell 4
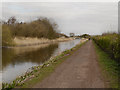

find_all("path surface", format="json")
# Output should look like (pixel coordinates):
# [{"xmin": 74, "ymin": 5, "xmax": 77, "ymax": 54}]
[{"xmin": 33, "ymin": 40, "xmax": 105, "ymax": 88}]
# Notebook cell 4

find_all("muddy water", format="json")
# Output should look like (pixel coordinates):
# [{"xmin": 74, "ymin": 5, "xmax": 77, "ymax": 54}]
[{"xmin": 2, "ymin": 39, "xmax": 81, "ymax": 83}]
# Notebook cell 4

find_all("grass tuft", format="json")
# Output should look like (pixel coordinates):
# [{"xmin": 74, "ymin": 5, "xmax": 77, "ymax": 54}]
[{"xmin": 93, "ymin": 41, "xmax": 119, "ymax": 89}]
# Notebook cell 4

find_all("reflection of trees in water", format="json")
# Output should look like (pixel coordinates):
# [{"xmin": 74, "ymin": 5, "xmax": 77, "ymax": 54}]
[
  {"xmin": 2, "ymin": 48, "xmax": 15, "ymax": 69},
  {"xmin": 2, "ymin": 44, "xmax": 58, "ymax": 69}
]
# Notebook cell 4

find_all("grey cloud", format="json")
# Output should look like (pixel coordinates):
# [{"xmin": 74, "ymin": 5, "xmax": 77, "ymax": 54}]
[{"xmin": 2, "ymin": 2, "xmax": 118, "ymax": 35}]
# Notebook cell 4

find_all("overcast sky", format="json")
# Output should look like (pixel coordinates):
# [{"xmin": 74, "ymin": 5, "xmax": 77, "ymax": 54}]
[{"xmin": 2, "ymin": 2, "xmax": 118, "ymax": 35}]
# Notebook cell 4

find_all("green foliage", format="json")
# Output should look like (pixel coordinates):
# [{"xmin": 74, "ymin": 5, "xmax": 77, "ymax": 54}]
[
  {"xmin": 93, "ymin": 33, "xmax": 120, "ymax": 63},
  {"xmin": 93, "ymin": 41, "xmax": 119, "ymax": 88},
  {"xmin": 80, "ymin": 34, "xmax": 90, "ymax": 38}
]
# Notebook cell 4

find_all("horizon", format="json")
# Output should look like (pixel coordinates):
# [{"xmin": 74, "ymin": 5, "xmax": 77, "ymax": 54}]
[{"xmin": 2, "ymin": 2, "xmax": 118, "ymax": 35}]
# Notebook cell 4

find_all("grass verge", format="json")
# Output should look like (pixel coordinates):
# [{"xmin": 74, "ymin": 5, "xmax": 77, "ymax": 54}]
[
  {"xmin": 2, "ymin": 40, "xmax": 87, "ymax": 89},
  {"xmin": 93, "ymin": 40, "xmax": 119, "ymax": 89}
]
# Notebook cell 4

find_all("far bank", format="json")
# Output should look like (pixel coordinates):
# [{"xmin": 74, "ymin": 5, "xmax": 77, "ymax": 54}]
[{"xmin": 13, "ymin": 37, "xmax": 74, "ymax": 47}]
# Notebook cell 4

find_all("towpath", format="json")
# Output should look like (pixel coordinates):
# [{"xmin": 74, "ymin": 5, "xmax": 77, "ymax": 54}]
[{"xmin": 33, "ymin": 40, "xmax": 105, "ymax": 88}]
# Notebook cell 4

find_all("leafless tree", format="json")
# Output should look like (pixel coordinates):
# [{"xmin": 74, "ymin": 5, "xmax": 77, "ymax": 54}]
[{"xmin": 7, "ymin": 17, "xmax": 16, "ymax": 25}]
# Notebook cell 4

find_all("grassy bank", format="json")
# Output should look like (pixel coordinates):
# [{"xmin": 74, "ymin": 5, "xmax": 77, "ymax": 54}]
[
  {"xmin": 2, "ymin": 39, "xmax": 87, "ymax": 89},
  {"xmin": 93, "ymin": 41, "xmax": 119, "ymax": 89},
  {"xmin": 2, "ymin": 17, "xmax": 59, "ymax": 46}
]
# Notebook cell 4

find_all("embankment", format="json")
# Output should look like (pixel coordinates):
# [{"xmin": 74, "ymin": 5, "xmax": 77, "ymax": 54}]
[{"xmin": 3, "ymin": 37, "xmax": 75, "ymax": 47}]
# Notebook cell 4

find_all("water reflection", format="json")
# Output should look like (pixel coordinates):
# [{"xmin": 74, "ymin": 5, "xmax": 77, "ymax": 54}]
[
  {"xmin": 2, "ymin": 39, "xmax": 81, "ymax": 83},
  {"xmin": 2, "ymin": 44, "xmax": 58, "ymax": 70},
  {"xmin": 2, "ymin": 44, "xmax": 58, "ymax": 83}
]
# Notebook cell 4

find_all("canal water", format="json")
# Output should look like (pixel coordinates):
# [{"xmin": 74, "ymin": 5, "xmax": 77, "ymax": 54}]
[{"xmin": 2, "ymin": 39, "xmax": 81, "ymax": 83}]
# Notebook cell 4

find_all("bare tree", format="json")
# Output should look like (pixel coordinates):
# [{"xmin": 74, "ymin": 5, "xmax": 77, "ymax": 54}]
[{"xmin": 7, "ymin": 17, "xmax": 16, "ymax": 25}]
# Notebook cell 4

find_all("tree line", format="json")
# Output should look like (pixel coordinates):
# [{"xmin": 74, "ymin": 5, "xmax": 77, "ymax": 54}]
[{"xmin": 2, "ymin": 17, "xmax": 59, "ymax": 46}]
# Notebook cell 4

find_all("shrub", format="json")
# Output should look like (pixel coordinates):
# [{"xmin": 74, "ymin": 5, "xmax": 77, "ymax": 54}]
[
  {"xmin": 93, "ymin": 33, "xmax": 120, "ymax": 63},
  {"xmin": 2, "ymin": 25, "xmax": 15, "ymax": 46},
  {"xmin": 9, "ymin": 17, "xmax": 59, "ymax": 39}
]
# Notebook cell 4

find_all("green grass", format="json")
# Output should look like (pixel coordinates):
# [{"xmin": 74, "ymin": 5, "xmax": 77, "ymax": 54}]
[
  {"xmin": 21, "ymin": 55, "xmax": 68, "ymax": 88},
  {"xmin": 93, "ymin": 40, "xmax": 119, "ymax": 89}
]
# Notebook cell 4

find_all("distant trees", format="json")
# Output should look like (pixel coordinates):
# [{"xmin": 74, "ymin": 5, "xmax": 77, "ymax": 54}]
[
  {"xmin": 69, "ymin": 33, "xmax": 75, "ymax": 37},
  {"xmin": 2, "ymin": 17, "xmax": 59, "ymax": 46},
  {"xmin": 3, "ymin": 17, "xmax": 59, "ymax": 38},
  {"xmin": 7, "ymin": 17, "xmax": 17, "ymax": 25},
  {"xmin": 80, "ymin": 34, "xmax": 90, "ymax": 38},
  {"xmin": 59, "ymin": 33, "xmax": 68, "ymax": 38}
]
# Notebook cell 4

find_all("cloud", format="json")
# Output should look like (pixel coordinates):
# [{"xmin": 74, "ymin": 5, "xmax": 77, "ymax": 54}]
[
  {"xmin": 2, "ymin": 0, "xmax": 119, "ymax": 2},
  {"xmin": 2, "ymin": 2, "xmax": 118, "ymax": 35}
]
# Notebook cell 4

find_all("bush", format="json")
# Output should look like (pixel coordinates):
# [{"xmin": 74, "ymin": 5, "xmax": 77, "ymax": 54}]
[
  {"xmin": 2, "ymin": 25, "xmax": 15, "ymax": 46},
  {"xmin": 8, "ymin": 18, "xmax": 59, "ymax": 39},
  {"xmin": 93, "ymin": 33, "xmax": 120, "ymax": 63}
]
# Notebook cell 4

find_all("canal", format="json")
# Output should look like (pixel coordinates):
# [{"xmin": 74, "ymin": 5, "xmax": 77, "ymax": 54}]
[{"xmin": 2, "ymin": 39, "xmax": 81, "ymax": 83}]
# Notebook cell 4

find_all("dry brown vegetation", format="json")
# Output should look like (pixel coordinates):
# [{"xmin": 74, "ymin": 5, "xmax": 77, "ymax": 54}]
[{"xmin": 2, "ymin": 17, "xmax": 59, "ymax": 46}]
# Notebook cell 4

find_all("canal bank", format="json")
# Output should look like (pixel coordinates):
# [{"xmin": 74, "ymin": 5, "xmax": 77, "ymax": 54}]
[
  {"xmin": 2, "ymin": 39, "xmax": 87, "ymax": 89},
  {"xmin": 2, "ymin": 39, "xmax": 84, "ymax": 83},
  {"xmin": 3, "ymin": 37, "xmax": 74, "ymax": 48}
]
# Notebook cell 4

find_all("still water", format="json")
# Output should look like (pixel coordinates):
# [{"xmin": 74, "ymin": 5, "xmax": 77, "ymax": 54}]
[{"xmin": 2, "ymin": 39, "xmax": 81, "ymax": 83}]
